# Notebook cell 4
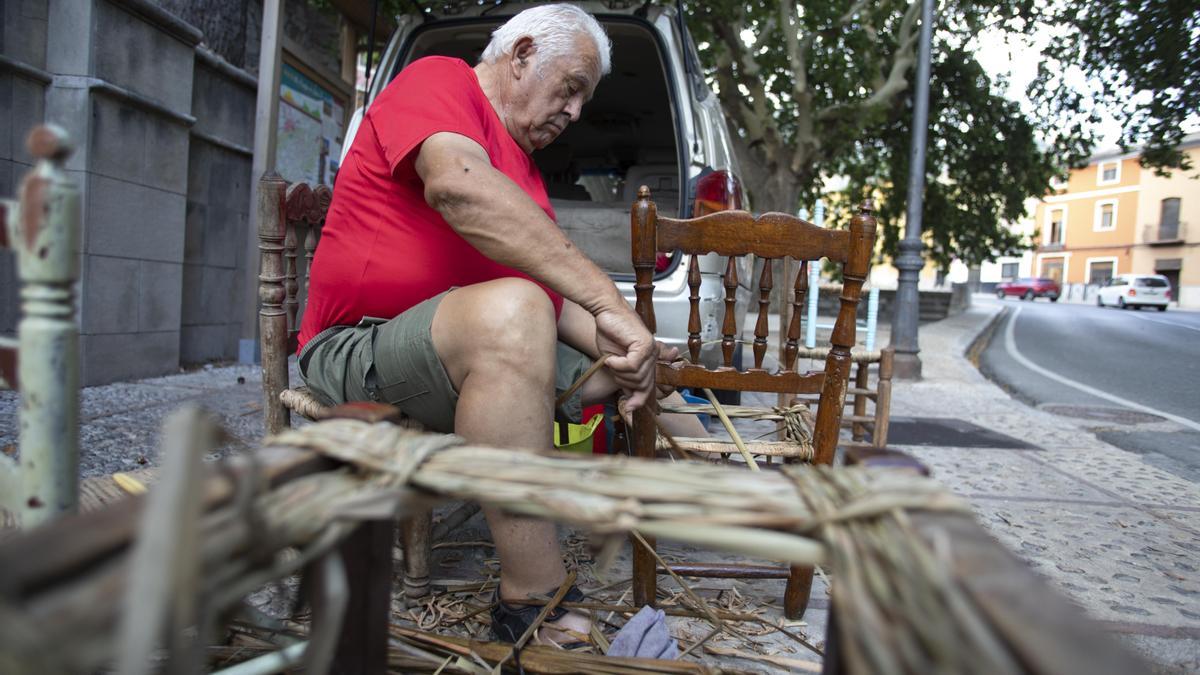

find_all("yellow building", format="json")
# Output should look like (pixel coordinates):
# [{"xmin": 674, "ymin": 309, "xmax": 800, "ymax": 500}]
[
  {"xmin": 1034, "ymin": 133, "xmax": 1200, "ymax": 307},
  {"xmin": 1132, "ymin": 140, "xmax": 1200, "ymax": 307}
]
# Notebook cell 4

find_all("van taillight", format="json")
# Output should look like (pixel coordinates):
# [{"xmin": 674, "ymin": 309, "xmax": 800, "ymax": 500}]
[
  {"xmin": 692, "ymin": 170, "xmax": 744, "ymax": 216},
  {"xmin": 1167, "ymin": 289, "xmax": 1172, "ymax": 300},
  {"xmin": 1129, "ymin": 289, "xmax": 1137, "ymax": 297},
  {"xmin": 653, "ymin": 171, "xmax": 744, "ymax": 273}
]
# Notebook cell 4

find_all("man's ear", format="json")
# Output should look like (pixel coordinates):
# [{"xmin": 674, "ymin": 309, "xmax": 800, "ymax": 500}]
[{"xmin": 510, "ymin": 36, "xmax": 536, "ymax": 79}]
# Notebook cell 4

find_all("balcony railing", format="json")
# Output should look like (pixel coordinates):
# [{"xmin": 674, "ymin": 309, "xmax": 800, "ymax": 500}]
[{"xmin": 1143, "ymin": 221, "xmax": 1187, "ymax": 245}]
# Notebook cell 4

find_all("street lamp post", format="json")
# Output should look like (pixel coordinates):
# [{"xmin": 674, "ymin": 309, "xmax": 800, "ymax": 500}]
[{"xmin": 890, "ymin": 0, "xmax": 935, "ymax": 379}]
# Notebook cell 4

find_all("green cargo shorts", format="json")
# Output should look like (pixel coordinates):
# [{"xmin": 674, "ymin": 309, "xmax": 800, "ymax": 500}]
[{"xmin": 298, "ymin": 291, "xmax": 592, "ymax": 434}]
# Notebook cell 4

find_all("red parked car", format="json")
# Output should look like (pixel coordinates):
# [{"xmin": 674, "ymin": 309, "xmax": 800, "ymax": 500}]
[{"xmin": 996, "ymin": 277, "xmax": 1061, "ymax": 302}]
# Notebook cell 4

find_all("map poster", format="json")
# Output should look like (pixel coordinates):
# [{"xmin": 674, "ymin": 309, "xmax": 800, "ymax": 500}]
[
  {"xmin": 276, "ymin": 63, "xmax": 347, "ymax": 185},
  {"xmin": 277, "ymin": 100, "xmax": 322, "ymax": 185}
]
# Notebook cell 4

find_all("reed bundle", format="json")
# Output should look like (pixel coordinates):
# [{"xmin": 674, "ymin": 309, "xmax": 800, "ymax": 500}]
[{"xmin": 0, "ymin": 414, "xmax": 1147, "ymax": 675}]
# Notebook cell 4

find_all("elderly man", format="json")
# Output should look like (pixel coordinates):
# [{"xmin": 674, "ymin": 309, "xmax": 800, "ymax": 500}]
[{"xmin": 297, "ymin": 4, "xmax": 691, "ymax": 644}]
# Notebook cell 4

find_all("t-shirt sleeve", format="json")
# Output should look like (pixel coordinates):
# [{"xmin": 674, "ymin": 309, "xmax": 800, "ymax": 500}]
[{"xmin": 367, "ymin": 58, "xmax": 491, "ymax": 175}]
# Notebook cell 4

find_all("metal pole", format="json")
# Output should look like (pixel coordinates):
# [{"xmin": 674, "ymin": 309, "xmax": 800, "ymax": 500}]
[
  {"xmin": 889, "ymin": 0, "xmax": 935, "ymax": 379},
  {"xmin": 239, "ymin": 0, "xmax": 286, "ymax": 364}
]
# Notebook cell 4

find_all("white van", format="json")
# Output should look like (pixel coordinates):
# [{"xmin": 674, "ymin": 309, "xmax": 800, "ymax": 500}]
[
  {"xmin": 342, "ymin": 1, "xmax": 753, "ymax": 387},
  {"xmin": 1096, "ymin": 274, "xmax": 1172, "ymax": 311}
]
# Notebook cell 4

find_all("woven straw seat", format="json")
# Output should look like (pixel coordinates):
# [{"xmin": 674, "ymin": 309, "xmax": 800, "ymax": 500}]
[
  {"xmin": 279, "ymin": 385, "xmax": 331, "ymax": 421},
  {"xmin": 658, "ymin": 402, "xmax": 815, "ymax": 460}
]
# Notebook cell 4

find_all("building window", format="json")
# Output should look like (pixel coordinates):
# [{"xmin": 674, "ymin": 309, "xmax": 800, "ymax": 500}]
[
  {"xmin": 1047, "ymin": 207, "xmax": 1065, "ymax": 245},
  {"xmin": 1001, "ymin": 262, "xmax": 1019, "ymax": 279},
  {"xmin": 1094, "ymin": 199, "xmax": 1117, "ymax": 232},
  {"xmin": 1049, "ymin": 175, "xmax": 1068, "ymax": 192},
  {"xmin": 1041, "ymin": 258, "xmax": 1065, "ymax": 284},
  {"xmin": 1159, "ymin": 198, "xmax": 1181, "ymax": 240},
  {"xmin": 1097, "ymin": 160, "xmax": 1120, "ymax": 185},
  {"xmin": 1088, "ymin": 259, "xmax": 1115, "ymax": 285}
]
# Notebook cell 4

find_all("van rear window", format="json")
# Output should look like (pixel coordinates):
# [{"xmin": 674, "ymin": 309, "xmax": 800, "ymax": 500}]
[{"xmin": 1136, "ymin": 278, "xmax": 1169, "ymax": 287}]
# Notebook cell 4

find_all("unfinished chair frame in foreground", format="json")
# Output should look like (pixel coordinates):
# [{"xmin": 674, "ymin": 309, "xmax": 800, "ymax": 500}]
[{"xmin": 629, "ymin": 186, "xmax": 876, "ymax": 619}]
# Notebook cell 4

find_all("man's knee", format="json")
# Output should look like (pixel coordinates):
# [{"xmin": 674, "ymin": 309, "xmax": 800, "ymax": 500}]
[
  {"xmin": 436, "ymin": 278, "xmax": 557, "ymax": 378},
  {"xmin": 478, "ymin": 278, "xmax": 557, "ymax": 333}
]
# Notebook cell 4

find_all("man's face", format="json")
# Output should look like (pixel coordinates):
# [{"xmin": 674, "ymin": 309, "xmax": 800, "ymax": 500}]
[{"xmin": 508, "ymin": 35, "xmax": 601, "ymax": 153}]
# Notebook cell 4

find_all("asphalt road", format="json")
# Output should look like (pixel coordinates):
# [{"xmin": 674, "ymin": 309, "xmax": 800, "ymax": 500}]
[{"xmin": 979, "ymin": 295, "xmax": 1200, "ymax": 481}]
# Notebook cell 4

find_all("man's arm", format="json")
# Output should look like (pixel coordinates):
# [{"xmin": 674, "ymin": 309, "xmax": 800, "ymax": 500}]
[{"xmin": 414, "ymin": 131, "xmax": 656, "ymax": 408}]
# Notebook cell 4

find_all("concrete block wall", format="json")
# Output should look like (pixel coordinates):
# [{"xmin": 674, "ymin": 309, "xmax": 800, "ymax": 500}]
[
  {"xmin": 46, "ymin": 0, "xmax": 201, "ymax": 385},
  {"xmin": 181, "ymin": 53, "xmax": 255, "ymax": 365},
  {"xmin": 815, "ymin": 287, "xmax": 957, "ymax": 324},
  {"xmin": 0, "ymin": 0, "xmax": 51, "ymax": 335}
]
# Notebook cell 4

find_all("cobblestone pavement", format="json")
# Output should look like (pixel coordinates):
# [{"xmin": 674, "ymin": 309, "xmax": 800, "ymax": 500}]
[{"xmin": 2, "ymin": 297, "xmax": 1197, "ymax": 671}]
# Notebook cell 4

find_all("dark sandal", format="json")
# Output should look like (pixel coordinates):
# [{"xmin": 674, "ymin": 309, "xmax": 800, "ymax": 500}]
[{"xmin": 491, "ymin": 584, "xmax": 588, "ymax": 645}]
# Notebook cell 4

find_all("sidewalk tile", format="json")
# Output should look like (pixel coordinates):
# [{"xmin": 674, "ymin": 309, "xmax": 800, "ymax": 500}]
[
  {"xmin": 964, "ymin": 411, "xmax": 1114, "ymax": 450},
  {"xmin": 1028, "ymin": 448, "xmax": 1200, "ymax": 511},
  {"xmin": 900, "ymin": 445, "xmax": 1117, "ymax": 503},
  {"xmin": 971, "ymin": 500, "xmax": 1200, "ymax": 628}
]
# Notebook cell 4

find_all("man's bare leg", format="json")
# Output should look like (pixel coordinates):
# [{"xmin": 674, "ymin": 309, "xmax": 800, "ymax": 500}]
[{"xmin": 430, "ymin": 278, "xmax": 589, "ymax": 640}]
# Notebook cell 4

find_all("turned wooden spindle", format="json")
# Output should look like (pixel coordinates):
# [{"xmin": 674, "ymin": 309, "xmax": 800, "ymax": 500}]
[
  {"xmin": 258, "ymin": 173, "xmax": 291, "ymax": 435},
  {"xmin": 631, "ymin": 186, "xmax": 657, "ymax": 335},
  {"xmin": 753, "ymin": 260, "xmax": 772, "ymax": 370},
  {"xmin": 283, "ymin": 220, "xmax": 299, "ymax": 332},
  {"xmin": 628, "ymin": 184, "xmax": 659, "ymax": 608},
  {"xmin": 687, "ymin": 253, "xmax": 702, "ymax": 363},
  {"xmin": 721, "ymin": 257, "xmax": 739, "ymax": 368},
  {"xmin": 784, "ymin": 260, "xmax": 807, "ymax": 371},
  {"xmin": 2, "ymin": 125, "xmax": 82, "ymax": 527}
]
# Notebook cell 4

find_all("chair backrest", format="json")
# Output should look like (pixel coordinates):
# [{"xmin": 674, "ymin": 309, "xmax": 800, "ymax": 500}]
[
  {"xmin": 630, "ymin": 186, "xmax": 876, "ymax": 466},
  {"xmin": 257, "ymin": 174, "xmax": 331, "ymax": 434}
]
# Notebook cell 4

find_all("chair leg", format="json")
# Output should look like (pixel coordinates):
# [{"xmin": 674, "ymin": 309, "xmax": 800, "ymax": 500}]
[
  {"xmin": 851, "ymin": 362, "xmax": 869, "ymax": 442},
  {"xmin": 401, "ymin": 508, "xmax": 432, "ymax": 605},
  {"xmin": 874, "ymin": 348, "xmax": 895, "ymax": 448},
  {"xmin": 630, "ymin": 408, "xmax": 658, "ymax": 607},
  {"xmin": 333, "ymin": 519, "xmax": 394, "ymax": 674},
  {"xmin": 784, "ymin": 564, "xmax": 815, "ymax": 620}
]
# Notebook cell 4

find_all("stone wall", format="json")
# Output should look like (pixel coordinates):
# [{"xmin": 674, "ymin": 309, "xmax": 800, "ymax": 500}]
[
  {"xmin": 815, "ymin": 286, "xmax": 959, "ymax": 324},
  {"xmin": 0, "ymin": 0, "xmax": 51, "ymax": 335},
  {"xmin": 2, "ymin": 0, "xmax": 346, "ymax": 384},
  {"xmin": 182, "ymin": 51, "xmax": 255, "ymax": 365},
  {"xmin": 59, "ymin": 0, "xmax": 202, "ymax": 384}
]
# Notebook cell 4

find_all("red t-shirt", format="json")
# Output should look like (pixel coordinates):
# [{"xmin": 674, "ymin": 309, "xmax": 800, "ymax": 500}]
[{"xmin": 297, "ymin": 56, "xmax": 563, "ymax": 351}]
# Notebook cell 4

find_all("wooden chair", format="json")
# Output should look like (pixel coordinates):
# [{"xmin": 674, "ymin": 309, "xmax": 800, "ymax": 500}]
[
  {"xmin": 795, "ymin": 344, "xmax": 894, "ymax": 449},
  {"xmin": 628, "ymin": 186, "xmax": 876, "ymax": 619},
  {"xmin": 256, "ymin": 173, "xmax": 434, "ymax": 604}
]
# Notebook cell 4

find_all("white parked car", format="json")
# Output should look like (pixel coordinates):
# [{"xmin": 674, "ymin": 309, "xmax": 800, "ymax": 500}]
[{"xmin": 1096, "ymin": 274, "xmax": 1171, "ymax": 311}]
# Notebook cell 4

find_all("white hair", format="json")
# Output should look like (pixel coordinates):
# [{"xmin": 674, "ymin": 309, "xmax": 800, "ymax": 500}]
[{"xmin": 480, "ymin": 4, "xmax": 612, "ymax": 76}]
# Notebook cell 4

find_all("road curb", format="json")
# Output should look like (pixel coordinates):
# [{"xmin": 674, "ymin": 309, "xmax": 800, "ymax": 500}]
[{"xmin": 965, "ymin": 305, "xmax": 1009, "ymax": 367}]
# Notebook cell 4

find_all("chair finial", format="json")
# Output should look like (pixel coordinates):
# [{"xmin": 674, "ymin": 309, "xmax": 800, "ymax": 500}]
[
  {"xmin": 26, "ymin": 125, "xmax": 71, "ymax": 163},
  {"xmin": 859, "ymin": 199, "xmax": 876, "ymax": 215},
  {"xmin": 638, "ymin": 185, "xmax": 651, "ymax": 200}
]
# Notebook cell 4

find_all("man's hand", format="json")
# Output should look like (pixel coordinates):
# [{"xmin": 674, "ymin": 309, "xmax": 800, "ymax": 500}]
[
  {"xmin": 594, "ymin": 308, "xmax": 656, "ymax": 410},
  {"xmin": 654, "ymin": 342, "xmax": 680, "ymax": 400}
]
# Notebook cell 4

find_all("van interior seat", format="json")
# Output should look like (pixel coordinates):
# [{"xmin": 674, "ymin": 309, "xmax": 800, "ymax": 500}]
[{"xmin": 623, "ymin": 163, "xmax": 679, "ymax": 206}]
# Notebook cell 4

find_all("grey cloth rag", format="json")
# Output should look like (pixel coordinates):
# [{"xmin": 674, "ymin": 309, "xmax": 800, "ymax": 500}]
[{"xmin": 606, "ymin": 605, "xmax": 678, "ymax": 660}]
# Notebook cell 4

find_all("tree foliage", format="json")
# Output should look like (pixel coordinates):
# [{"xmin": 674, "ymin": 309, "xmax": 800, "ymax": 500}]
[
  {"xmin": 1033, "ymin": 0, "xmax": 1200, "ymax": 172},
  {"xmin": 685, "ymin": 0, "xmax": 1059, "ymax": 269}
]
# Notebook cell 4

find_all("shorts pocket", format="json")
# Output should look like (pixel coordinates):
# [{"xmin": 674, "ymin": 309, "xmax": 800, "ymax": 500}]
[{"xmin": 363, "ymin": 324, "xmax": 429, "ymax": 405}]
